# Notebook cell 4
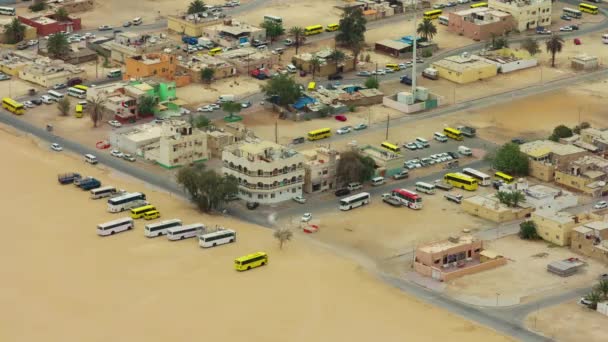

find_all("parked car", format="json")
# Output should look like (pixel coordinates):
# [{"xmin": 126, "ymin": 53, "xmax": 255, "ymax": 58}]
[
  {"xmin": 122, "ymin": 154, "xmax": 136, "ymax": 162},
  {"xmin": 16, "ymin": 42, "xmax": 29, "ymax": 50},
  {"xmin": 246, "ymin": 202, "xmax": 259, "ymax": 210},
  {"xmin": 334, "ymin": 188, "xmax": 351, "ymax": 197},
  {"xmin": 356, "ymin": 71, "xmax": 371, "ymax": 77},
  {"xmin": 560, "ymin": 26, "xmax": 573, "ymax": 32},
  {"xmin": 52, "ymin": 83, "xmax": 67, "ymax": 90},
  {"xmin": 433, "ymin": 4, "xmax": 445, "ymax": 9},
  {"xmin": 293, "ymin": 196, "xmax": 306, "ymax": 204},
  {"xmin": 27, "ymin": 40, "xmax": 39, "ymax": 46},
  {"xmin": 108, "ymin": 120, "xmax": 122, "ymax": 128},
  {"xmin": 393, "ymin": 169, "xmax": 409, "ymax": 180},
  {"xmin": 31, "ymin": 98, "xmax": 43, "ymax": 105},
  {"xmin": 98, "ymin": 25, "xmax": 113, "ymax": 31},
  {"xmin": 51, "ymin": 143, "xmax": 63, "ymax": 152},
  {"xmin": 337, "ymin": 126, "xmax": 352, "ymax": 135},
  {"xmin": 579, "ymin": 297, "xmax": 592, "ymax": 306},
  {"xmin": 570, "ymin": 24, "xmax": 579, "ymax": 30},
  {"xmin": 560, "ymin": 15, "xmax": 571, "ymax": 21},
  {"xmin": 283, "ymin": 38, "xmax": 294, "ymax": 46},
  {"xmin": 241, "ymin": 101, "xmax": 252, "ymax": 108},
  {"xmin": 292, "ymin": 136, "xmax": 305, "ymax": 144},
  {"xmin": 301, "ymin": 213, "xmax": 312, "ymax": 222},
  {"xmin": 354, "ymin": 123, "xmax": 368, "ymax": 131},
  {"xmin": 593, "ymin": 201, "xmax": 608, "ymax": 210},
  {"xmin": 23, "ymin": 101, "xmax": 35, "ymax": 108},
  {"xmin": 511, "ymin": 138, "xmax": 526, "ymax": 145},
  {"xmin": 335, "ymin": 115, "xmax": 347, "ymax": 122},
  {"xmin": 0, "ymin": 73, "xmax": 10, "ymax": 81},
  {"xmin": 197, "ymin": 105, "xmax": 213, "ymax": 112},
  {"xmin": 328, "ymin": 74, "xmax": 343, "ymax": 80},
  {"xmin": 123, "ymin": 21, "xmax": 132, "ymax": 27},
  {"xmin": 110, "ymin": 149, "xmax": 124, "ymax": 158},
  {"xmin": 404, "ymin": 142, "xmax": 418, "ymax": 150}
]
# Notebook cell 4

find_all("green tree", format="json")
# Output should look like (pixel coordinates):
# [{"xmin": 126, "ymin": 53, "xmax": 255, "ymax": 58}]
[
  {"xmin": 187, "ymin": 0, "xmax": 206, "ymax": 14},
  {"xmin": 416, "ymin": 18, "xmax": 437, "ymax": 41},
  {"xmin": 364, "ymin": 76, "xmax": 379, "ymax": 89},
  {"xmin": 336, "ymin": 7, "xmax": 367, "ymax": 65},
  {"xmin": 88, "ymin": 95, "xmax": 106, "ymax": 128},
  {"xmin": 200, "ymin": 67, "xmax": 215, "ymax": 84},
  {"xmin": 336, "ymin": 151, "xmax": 376, "ymax": 186},
  {"xmin": 317, "ymin": 105, "xmax": 335, "ymax": 118},
  {"xmin": 309, "ymin": 56, "xmax": 322, "ymax": 80},
  {"xmin": 573, "ymin": 122, "xmax": 590, "ymax": 134},
  {"xmin": 54, "ymin": 7, "xmax": 70, "ymax": 21},
  {"xmin": 47, "ymin": 33, "xmax": 70, "ymax": 59},
  {"xmin": 595, "ymin": 279, "xmax": 608, "ymax": 299},
  {"xmin": 29, "ymin": 0, "xmax": 46, "ymax": 12},
  {"xmin": 545, "ymin": 34, "xmax": 564, "ymax": 67},
  {"xmin": 521, "ymin": 38, "xmax": 540, "ymax": 56},
  {"xmin": 329, "ymin": 49, "xmax": 346, "ymax": 74},
  {"xmin": 289, "ymin": 26, "xmax": 305, "ymax": 55},
  {"xmin": 273, "ymin": 228, "xmax": 293, "ymax": 250},
  {"xmin": 491, "ymin": 143, "xmax": 529, "ymax": 176},
  {"xmin": 138, "ymin": 95, "xmax": 157, "ymax": 117},
  {"xmin": 261, "ymin": 73, "xmax": 302, "ymax": 107},
  {"xmin": 548, "ymin": 124, "xmax": 573, "ymax": 141},
  {"xmin": 519, "ymin": 221, "xmax": 540, "ymax": 240},
  {"xmin": 3, "ymin": 18, "xmax": 26, "ymax": 44},
  {"xmin": 57, "ymin": 96, "xmax": 70, "ymax": 116},
  {"xmin": 584, "ymin": 290, "xmax": 603, "ymax": 310},
  {"xmin": 176, "ymin": 164, "xmax": 238, "ymax": 213},
  {"xmin": 192, "ymin": 115, "xmax": 210, "ymax": 129},
  {"xmin": 493, "ymin": 36, "xmax": 509, "ymax": 50},
  {"xmin": 222, "ymin": 101, "xmax": 242, "ymax": 120},
  {"xmin": 260, "ymin": 21, "xmax": 285, "ymax": 43}
]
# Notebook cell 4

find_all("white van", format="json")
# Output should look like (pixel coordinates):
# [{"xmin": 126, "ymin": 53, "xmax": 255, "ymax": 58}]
[
  {"xmin": 371, "ymin": 177, "xmax": 385, "ymax": 186},
  {"xmin": 133, "ymin": 17, "xmax": 143, "ymax": 25},
  {"xmin": 41, "ymin": 95, "xmax": 55, "ymax": 104},
  {"xmin": 433, "ymin": 132, "xmax": 448, "ymax": 142},
  {"xmin": 415, "ymin": 137, "xmax": 430, "ymax": 147},
  {"xmin": 218, "ymin": 94, "xmax": 235, "ymax": 103},
  {"xmin": 84, "ymin": 153, "xmax": 98, "ymax": 164},
  {"xmin": 458, "ymin": 145, "xmax": 472, "ymax": 156},
  {"xmin": 47, "ymin": 90, "xmax": 64, "ymax": 100},
  {"xmin": 347, "ymin": 182, "xmax": 362, "ymax": 191},
  {"xmin": 286, "ymin": 64, "xmax": 297, "ymax": 73}
]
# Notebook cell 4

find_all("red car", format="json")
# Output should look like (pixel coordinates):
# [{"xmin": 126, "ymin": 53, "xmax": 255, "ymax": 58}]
[{"xmin": 335, "ymin": 115, "xmax": 347, "ymax": 122}]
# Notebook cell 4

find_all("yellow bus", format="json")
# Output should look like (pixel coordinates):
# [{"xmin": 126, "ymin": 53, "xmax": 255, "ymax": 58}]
[
  {"xmin": 2, "ymin": 97, "xmax": 25, "ymax": 115},
  {"xmin": 443, "ymin": 127, "xmax": 463, "ymax": 141},
  {"xmin": 208, "ymin": 47, "xmax": 222, "ymax": 56},
  {"xmin": 305, "ymin": 25, "xmax": 323, "ymax": 36},
  {"xmin": 495, "ymin": 171, "xmax": 514, "ymax": 184},
  {"xmin": 381, "ymin": 141, "xmax": 401, "ymax": 153},
  {"xmin": 75, "ymin": 104, "xmax": 83, "ymax": 118},
  {"xmin": 307, "ymin": 81, "xmax": 316, "ymax": 91},
  {"xmin": 579, "ymin": 3, "xmax": 598, "ymax": 14},
  {"xmin": 386, "ymin": 63, "xmax": 400, "ymax": 71},
  {"xmin": 326, "ymin": 23, "xmax": 339, "ymax": 32},
  {"xmin": 130, "ymin": 204, "xmax": 157, "ymax": 219},
  {"xmin": 470, "ymin": 2, "xmax": 488, "ymax": 8},
  {"xmin": 444, "ymin": 172, "xmax": 478, "ymax": 191},
  {"xmin": 73, "ymin": 84, "xmax": 88, "ymax": 92},
  {"xmin": 234, "ymin": 252, "xmax": 268, "ymax": 271},
  {"xmin": 143, "ymin": 210, "xmax": 161, "ymax": 220},
  {"xmin": 423, "ymin": 10, "xmax": 443, "ymax": 20},
  {"xmin": 307, "ymin": 128, "xmax": 332, "ymax": 141}
]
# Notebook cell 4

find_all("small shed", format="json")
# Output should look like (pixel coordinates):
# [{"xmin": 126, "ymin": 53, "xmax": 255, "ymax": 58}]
[
  {"xmin": 547, "ymin": 258, "xmax": 585, "ymax": 277},
  {"xmin": 571, "ymin": 55, "xmax": 598, "ymax": 71},
  {"xmin": 479, "ymin": 249, "xmax": 501, "ymax": 263}
]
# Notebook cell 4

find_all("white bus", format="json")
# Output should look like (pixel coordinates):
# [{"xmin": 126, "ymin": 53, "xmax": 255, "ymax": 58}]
[
  {"xmin": 339, "ymin": 192, "xmax": 371, "ymax": 211},
  {"xmin": 563, "ymin": 7, "xmax": 582, "ymax": 19},
  {"xmin": 166, "ymin": 223, "xmax": 205, "ymax": 241},
  {"xmin": 47, "ymin": 90, "xmax": 65, "ymax": 100},
  {"xmin": 90, "ymin": 186, "xmax": 118, "ymax": 199},
  {"xmin": 603, "ymin": 34, "xmax": 608, "ymax": 44},
  {"xmin": 107, "ymin": 192, "xmax": 147, "ymax": 212},
  {"xmin": 67, "ymin": 87, "xmax": 86, "ymax": 99},
  {"xmin": 0, "ymin": 6, "xmax": 16, "ymax": 16},
  {"xmin": 415, "ymin": 181, "xmax": 436, "ymax": 194},
  {"xmin": 144, "ymin": 219, "xmax": 182, "ymax": 238},
  {"xmin": 438, "ymin": 16, "xmax": 449, "ymax": 25},
  {"xmin": 263, "ymin": 15, "xmax": 283, "ymax": 24},
  {"xmin": 133, "ymin": 17, "xmax": 143, "ymax": 25},
  {"xmin": 199, "ymin": 228, "xmax": 237, "ymax": 248},
  {"xmin": 462, "ymin": 168, "xmax": 491, "ymax": 186},
  {"xmin": 97, "ymin": 217, "xmax": 134, "ymax": 236}
]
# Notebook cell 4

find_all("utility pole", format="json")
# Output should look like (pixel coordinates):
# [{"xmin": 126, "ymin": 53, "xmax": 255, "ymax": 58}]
[
  {"xmin": 275, "ymin": 120, "xmax": 278, "ymax": 143},
  {"xmin": 385, "ymin": 113, "xmax": 390, "ymax": 140},
  {"xmin": 411, "ymin": 1, "xmax": 418, "ymax": 93},
  {"xmin": 368, "ymin": 107, "xmax": 371, "ymax": 125}
]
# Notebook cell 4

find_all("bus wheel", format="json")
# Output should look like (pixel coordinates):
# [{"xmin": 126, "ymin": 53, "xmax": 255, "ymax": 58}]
[
  {"xmin": 180, "ymin": 236, "xmax": 185, "ymax": 240},
  {"xmin": 247, "ymin": 266, "xmax": 251, "ymax": 270},
  {"xmin": 231, "ymin": 239, "xmax": 235, "ymax": 243},
  {"xmin": 261, "ymin": 262, "xmax": 265, "ymax": 266},
  {"xmin": 158, "ymin": 233, "xmax": 162, "ymax": 237},
  {"xmin": 110, "ymin": 231, "xmax": 115, "ymax": 235},
  {"xmin": 213, "ymin": 243, "xmax": 216, "ymax": 247}
]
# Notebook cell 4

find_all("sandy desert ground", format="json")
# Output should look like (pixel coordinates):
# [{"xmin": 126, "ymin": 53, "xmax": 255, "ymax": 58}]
[
  {"xmin": 0, "ymin": 124, "xmax": 515, "ymax": 342},
  {"xmin": 525, "ymin": 301, "xmax": 608, "ymax": 342}
]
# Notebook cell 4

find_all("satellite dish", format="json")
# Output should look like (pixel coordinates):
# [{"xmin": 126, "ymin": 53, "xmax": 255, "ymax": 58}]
[{"xmin": 599, "ymin": 181, "xmax": 606, "ymax": 187}]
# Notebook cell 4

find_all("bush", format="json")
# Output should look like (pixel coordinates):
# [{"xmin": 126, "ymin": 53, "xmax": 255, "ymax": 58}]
[
  {"xmin": 364, "ymin": 77, "xmax": 379, "ymax": 89},
  {"xmin": 548, "ymin": 124, "xmax": 573, "ymax": 141},
  {"xmin": 421, "ymin": 49, "xmax": 432, "ymax": 58},
  {"xmin": 519, "ymin": 221, "xmax": 539, "ymax": 240},
  {"xmin": 348, "ymin": 104, "xmax": 357, "ymax": 112},
  {"xmin": 491, "ymin": 143, "xmax": 529, "ymax": 176},
  {"xmin": 29, "ymin": 2, "xmax": 46, "ymax": 12},
  {"xmin": 573, "ymin": 122, "xmax": 590, "ymax": 134}
]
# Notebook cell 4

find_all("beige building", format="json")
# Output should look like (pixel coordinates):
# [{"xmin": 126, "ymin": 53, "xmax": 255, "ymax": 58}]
[
  {"xmin": 531, "ymin": 210, "xmax": 597, "ymax": 246},
  {"xmin": 18, "ymin": 58, "xmax": 86, "ymax": 87},
  {"xmin": 431, "ymin": 54, "xmax": 498, "ymax": 84},
  {"xmin": 414, "ymin": 235, "xmax": 507, "ymax": 282},
  {"xmin": 207, "ymin": 130, "xmax": 236, "ymax": 159},
  {"xmin": 571, "ymin": 221, "xmax": 608, "ymax": 264},
  {"xmin": 222, "ymin": 140, "xmax": 305, "ymax": 204},
  {"xmin": 0, "ymin": 18, "xmax": 37, "ymax": 44},
  {"xmin": 201, "ymin": 20, "xmax": 266, "ymax": 48},
  {"xmin": 580, "ymin": 128, "xmax": 608, "ymax": 152},
  {"xmin": 301, "ymin": 147, "xmax": 339, "ymax": 194},
  {"xmin": 0, "ymin": 50, "xmax": 35, "ymax": 76},
  {"xmin": 178, "ymin": 54, "xmax": 236, "ymax": 82},
  {"xmin": 167, "ymin": 14, "xmax": 224, "ymax": 37},
  {"xmin": 462, "ymin": 195, "xmax": 534, "ymax": 223},
  {"xmin": 488, "ymin": 0, "xmax": 552, "ymax": 32},
  {"xmin": 103, "ymin": 32, "xmax": 174, "ymax": 63},
  {"xmin": 519, "ymin": 140, "xmax": 588, "ymax": 182},
  {"xmin": 554, "ymin": 155, "xmax": 608, "ymax": 197},
  {"xmin": 357, "ymin": 144, "xmax": 405, "ymax": 179},
  {"xmin": 293, "ymin": 48, "xmax": 356, "ymax": 77},
  {"xmin": 218, "ymin": 47, "xmax": 278, "ymax": 75}
]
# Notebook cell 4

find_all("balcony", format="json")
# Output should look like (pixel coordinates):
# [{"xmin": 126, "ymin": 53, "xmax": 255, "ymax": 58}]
[
  {"xmin": 238, "ymin": 178, "xmax": 304, "ymax": 191},
  {"xmin": 223, "ymin": 162, "xmax": 304, "ymax": 177}
]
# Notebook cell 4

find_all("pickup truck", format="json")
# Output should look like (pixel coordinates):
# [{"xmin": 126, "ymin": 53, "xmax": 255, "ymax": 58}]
[
  {"xmin": 434, "ymin": 181, "xmax": 454, "ymax": 191},
  {"xmin": 393, "ymin": 170, "xmax": 409, "ymax": 180},
  {"xmin": 81, "ymin": 179, "xmax": 101, "ymax": 191},
  {"xmin": 444, "ymin": 193, "xmax": 463, "ymax": 204},
  {"xmin": 58, "ymin": 172, "xmax": 81, "ymax": 185},
  {"xmin": 74, "ymin": 176, "xmax": 93, "ymax": 186},
  {"xmin": 383, "ymin": 196, "xmax": 402, "ymax": 207},
  {"xmin": 457, "ymin": 126, "xmax": 476, "ymax": 138}
]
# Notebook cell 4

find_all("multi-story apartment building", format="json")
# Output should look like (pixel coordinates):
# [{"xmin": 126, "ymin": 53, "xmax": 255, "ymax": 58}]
[
  {"xmin": 488, "ymin": 0, "xmax": 552, "ymax": 32},
  {"xmin": 301, "ymin": 147, "xmax": 339, "ymax": 194},
  {"xmin": 124, "ymin": 53, "xmax": 177, "ymax": 81},
  {"xmin": 448, "ymin": 8, "xmax": 515, "ymax": 41},
  {"xmin": 222, "ymin": 140, "xmax": 305, "ymax": 204},
  {"xmin": 157, "ymin": 120, "xmax": 208, "ymax": 168}
]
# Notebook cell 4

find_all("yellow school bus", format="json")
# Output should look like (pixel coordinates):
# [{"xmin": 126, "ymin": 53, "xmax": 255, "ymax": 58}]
[
  {"xmin": 208, "ymin": 47, "xmax": 222, "ymax": 56},
  {"xmin": 381, "ymin": 141, "xmax": 401, "ymax": 153},
  {"xmin": 326, "ymin": 23, "xmax": 339, "ymax": 32},
  {"xmin": 495, "ymin": 171, "xmax": 514, "ymax": 184},
  {"xmin": 307, "ymin": 128, "xmax": 332, "ymax": 141},
  {"xmin": 443, "ymin": 127, "xmax": 463, "ymax": 141},
  {"xmin": 130, "ymin": 204, "xmax": 157, "ymax": 219},
  {"xmin": 305, "ymin": 25, "xmax": 323, "ymax": 36},
  {"xmin": 234, "ymin": 252, "xmax": 268, "ymax": 271},
  {"xmin": 2, "ymin": 97, "xmax": 25, "ymax": 115},
  {"xmin": 579, "ymin": 3, "xmax": 599, "ymax": 14},
  {"xmin": 444, "ymin": 173, "xmax": 478, "ymax": 191},
  {"xmin": 75, "ymin": 104, "xmax": 83, "ymax": 118},
  {"xmin": 386, "ymin": 63, "xmax": 400, "ymax": 71},
  {"xmin": 423, "ymin": 10, "xmax": 442, "ymax": 20},
  {"xmin": 470, "ymin": 2, "xmax": 488, "ymax": 8}
]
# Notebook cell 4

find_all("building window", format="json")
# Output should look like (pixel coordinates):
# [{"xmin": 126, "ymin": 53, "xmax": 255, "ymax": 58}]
[
  {"xmin": 258, "ymin": 194, "xmax": 263, "ymax": 199},
  {"xmin": 578, "ymin": 244, "xmax": 582, "ymax": 249},
  {"xmin": 271, "ymin": 193, "xmax": 275, "ymax": 198}
]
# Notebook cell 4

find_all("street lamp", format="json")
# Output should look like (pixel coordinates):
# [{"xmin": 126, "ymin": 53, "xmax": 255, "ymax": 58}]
[{"xmin": 496, "ymin": 292, "xmax": 500, "ymax": 306}]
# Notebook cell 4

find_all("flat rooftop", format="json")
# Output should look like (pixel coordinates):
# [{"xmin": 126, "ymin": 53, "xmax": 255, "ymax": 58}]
[
  {"xmin": 419, "ymin": 235, "xmax": 477, "ymax": 254},
  {"xmin": 583, "ymin": 221, "xmax": 608, "ymax": 231},
  {"xmin": 520, "ymin": 140, "xmax": 585, "ymax": 157},
  {"xmin": 121, "ymin": 125, "xmax": 162, "ymax": 143},
  {"xmin": 433, "ymin": 55, "xmax": 496, "ymax": 72}
]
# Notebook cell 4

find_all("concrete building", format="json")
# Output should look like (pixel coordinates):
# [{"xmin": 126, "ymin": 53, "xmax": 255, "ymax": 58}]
[
  {"xmin": 580, "ymin": 128, "xmax": 608, "ymax": 152},
  {"xmin": 519, "ymin": 140, "xmax": 588, "ymax": 182},
  {"xmin": 103, "ymin": 32, "xmax": 174, "ymax": 63},
  {"xmin": 18, "ymin": 58, "xmax": 86, "ymax": 87},
  {"xmin": 382, "ymin": 86, "xmax": 443, "ymax": 114},
  {"xmin": 201, "ymin": 19, "xmax": 266, "ymax": 48},
  {"xmin": 177, "ymin": 54, "xmax": 236, "ymax": 82},
  {"xmin": 532, "ymin": 210, "xmax": 597, "ymax": 246},
  {"xmin": 448, "ymin": 8, "xmax": 515, "ymax": 41},
  {"xmin": 571, "ymin": 54, "xmax": 599, "ymax": 71},
  {"xmin": 571, "ymin": 221, "xmax": 608, "ymax": 264},
  {"xmin": 431, "ymin": 54, "xmax": 498, "ymax": 84},
  {"xmin": 218, "ymin": 47, "xmax": 278, "ymax": 74},
  {"xmin": 110, "ymin": 122, "xmax": 162, "ymax": 155},
  {"xmin": 207, "ymin": 130, "xmax": 236, "ymax": 159},
  {"xmin": 414, "ymin": 235, "xmax": 507, "ymax": 282},
  {"xmin": 222, "ymin": 140, "xmax": 305, "ymax": 204},
  {"xmin": 554, "ymin": 155, "xmax": 608, "ymax": 197},
  {"xmin": 478, "ymin": 48, "xmax": 538, "ymax": 73},
  {"xmin": 374, "ymin": 38, "xmax": 437, "ymax": 58},
  {"xmin": 47, "ymin": 0, "xmax": 95, "ymax": 13},
  {"xmin": 18, "ymin": 13, "xmax": 82, "ymax": 36},
  {"xmin": 124, "ymin": 53, "xmax": 178, "ymax": 81},
  {"xmin": 301, "ymin": 147, "xmax": 339, "ymax": 194},
  {"xmin": 0, "ymin": 18, "xmax": 37, "ymax": 44},
  {"xmin": 519, "ymin": 183, "xmax": 578, "ymax": 212},
  {"xmin": 292, "ymin": 48, "xmax": 356, "ymax": 77},
  {"xmin": 462, "ymin": 194, "xmax": 534, "ymax": 223},
  {"xmin": 357, "ymin": 144, "xmax": 405, "ymax": 178},
  {"xmin": 167, "ymin": 14, "xmax": 224, "ymax": 37},
  {"xmin": 488, "ymin": 0, "xmax": 552, "ymax": 32},
  {"xmin": 0, "ymin": 50, "xmax": 36, "ymax": 76}
]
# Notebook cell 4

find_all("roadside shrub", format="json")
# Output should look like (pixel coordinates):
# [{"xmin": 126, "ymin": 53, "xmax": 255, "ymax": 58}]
[
  {"xmin": 519, "ymin": 221, "xmax": 540, "ymax": 240},
  {"xmin": 348, "ymin": 104, "xmax": 356, "ymax": 112},
  {"xmin": 421, "ymin": 49, "xmax": 432, "ymax": 58}
]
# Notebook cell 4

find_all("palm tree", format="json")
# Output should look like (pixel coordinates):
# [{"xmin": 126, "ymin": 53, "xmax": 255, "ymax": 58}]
[
  {"xmin": 187, "ymin": 0, "xmax": 206, "ymax": 14},
  {"xmin": 273, "ymin": 228, "xmax": 293, "ymax": 250},
  {"xmin": 310, "ymin": 56, "xmax": 322, "ymax": 80},
  {"xmin": 330, "ymin": 49, "xmax": 346, "ymax": 74},
  {"xmin": 595, "ymin": 280, "xmax": 608, "ymax": 299},
  {"xmin": 510, "ymin": 191, "xmax": 526, "ymax": 208},
  {"xmin": 545, "ymin": 34, "xmax": 564, "ymax": 67},
  {"xmin": 4, "ymin": 18, "xmax": 25, "ymax": 44},
  {"xmin": 417, "ymin": 19, "xmax": 437, "ymax": 42},
  {"xmin": 47, "ymin": 33, "xmax": 70, "ymax": 59},
  {"xmin": 57, "ymin": 97, "xmax": 71, "ymax": 116},
  {"xmin": 289, "ymin": 26, "xmax": 305, "ymax": 55},
  {"xmin": 88, "ymin": 95, "xmax": 106, "ymax": 128},
  {"xmin": 54, "ymin": 7, "xmax": 70, "ymax": 21},
  {"xmin": 584, "ymin": 290, "xmax": 603, "ymax": 310}
]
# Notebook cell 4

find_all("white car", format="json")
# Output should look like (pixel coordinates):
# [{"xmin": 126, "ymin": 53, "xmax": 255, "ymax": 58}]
[
  {"xmin": 381, "ymin": 193, "xmax": 391, "ymax": 199},
  {"xmin": 593, "ymin": 201, "xmax": 608, "ymax": 209},
  {"xmin": 27, "ymin": 40, "xmax": 38, "ymax": 46},
  {"xmin": 51, "ymin": 143, "xmax": 63, "ymax": 151},
  {"xmin": 209, "ymin": 103, "xmax": 220, "ymax": 110},
  {"xmin": 301, "ymin": 213, "xmax": 312, "ymax": 222},
  {"xmin": 457, "ymin": 0, "xmax": 470, "ymax": 3},
  {"xmin": 197, "ymin": 105, "xmax": 213, "ymax": 112},
  {"xmin": 579, "ymin": 297, "xmax": 592, "ymax": 306},
  {"xmin": 293, "ymin": 196, "xmax": 306, "ymax": 204},
  {"xmin": 23, "ymin": 101, "xmax": 35, "ymax": 108},
  {"xmin": 336, "ymin": 126, "xmax": 352, "ymax": 135},
  {"xmin": 108, "ymin": 120, "xmax": 122, "ymax": 128},
  {"xmin": 560, "ymin": 26, "xmax": 573, "ymax": 32},
  {"xmin": 110, "ymin": 149, "xmax": 124, "ymax": 158},
  {"xmin": 180, "ymin": 108, "xmax": 191, "ymax": 115}
]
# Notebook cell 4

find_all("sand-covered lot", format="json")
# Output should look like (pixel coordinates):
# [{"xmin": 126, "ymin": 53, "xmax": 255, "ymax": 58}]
[
  {"xmin": 0, "ymin": 124, "xmax": 514, "ymax": 342},
  {"xmin": 525, "ymin": 301, "xmax": 608, "ymax": 342}
]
